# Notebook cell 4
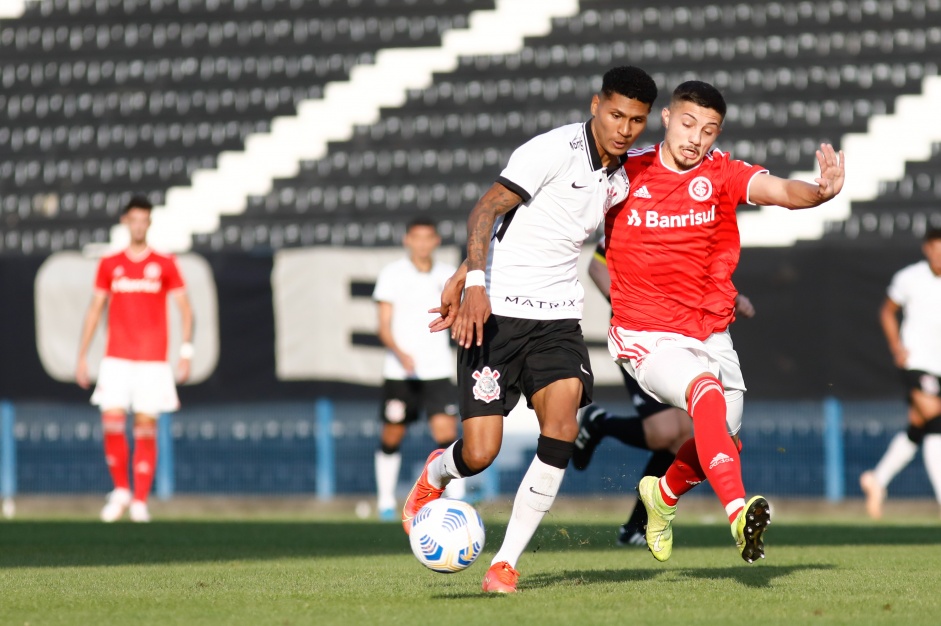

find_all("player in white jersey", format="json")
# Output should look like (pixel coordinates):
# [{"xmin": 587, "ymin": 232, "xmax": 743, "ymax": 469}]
[
  {"xmin": 860, "ymin": 227, "xmax": 941, "ymax": 519},
  {"xmin": 401, "ymin": 66, "xmax": 659, "ymax": 593},
  {"xmin": 372, "ymin": 217, "xmax": 462, "ymax": 521}
]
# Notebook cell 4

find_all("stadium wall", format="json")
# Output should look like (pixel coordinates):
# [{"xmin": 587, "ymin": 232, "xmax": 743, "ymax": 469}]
[
  {"xmin": 0, "ymin": 243, "xmax": 933, "ymax": 500},
  {"xmin": 0, "ymin": 241, "xmax": 923, "ymax": 403}
]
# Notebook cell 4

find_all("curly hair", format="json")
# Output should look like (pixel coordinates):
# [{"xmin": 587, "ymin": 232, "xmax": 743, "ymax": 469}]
[{"xmin": 600, "ymin": 66, "xmax": 658, "ymax": 107}]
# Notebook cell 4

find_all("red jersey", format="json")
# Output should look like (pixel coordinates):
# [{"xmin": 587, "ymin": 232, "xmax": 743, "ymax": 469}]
[
  {"xmin": 604, "ymin": 144, "xmax": 767, "ymax": 340},
  {"xmin": 94, "ymin": 249, "xmax": 186, "ymax": 361}
]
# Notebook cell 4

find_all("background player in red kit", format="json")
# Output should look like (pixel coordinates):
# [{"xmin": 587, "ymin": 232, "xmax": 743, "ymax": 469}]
[
  {"xmin": 604, "ymin": 81, "xmax": 845, "ymax": 563},
  {"xmin": 76, "ymin": 196, "xmax": 194, "ymax": 523}
]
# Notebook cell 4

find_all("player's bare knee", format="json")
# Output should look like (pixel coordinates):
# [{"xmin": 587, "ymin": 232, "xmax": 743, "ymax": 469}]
[
  {"xmin": 460, "ymin": 443, "xmax": 499, "ymax": 474},
  {"xmin": 428, "ymin": 413, "xmax": 458, "ymax": 443},
  {"xmin": 911, "ymin": 390, "xmax": 941, "ymax": 421},
  {"xmin": 543, "ymin": 418, "xmax": 579, "ymax": 443}
]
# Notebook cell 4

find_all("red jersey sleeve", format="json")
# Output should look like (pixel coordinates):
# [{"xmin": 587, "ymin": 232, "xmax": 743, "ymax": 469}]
[
  {"xmin": 163, "ymin": 256, "xmax": 185, "ymax": 292},
  {"xmin": 94, "ymin": 257, "xmax": 112, "ymax": 292},
  {"xmin": 718, "ymin": 150, "xmax": 768, "ymax": 206}
]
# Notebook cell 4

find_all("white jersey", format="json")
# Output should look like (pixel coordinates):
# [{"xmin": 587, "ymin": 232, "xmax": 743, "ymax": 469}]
[
  {"xmin": 373, "ymin": 257, "xmax": 456, "ymax": 380},
  {"xmin": 887, "ymin": 260, "xmax": 941, "ymax": 376},
  {"xmin": 486, "ymin": 121, "xmax": 630, "ymax": 320}
]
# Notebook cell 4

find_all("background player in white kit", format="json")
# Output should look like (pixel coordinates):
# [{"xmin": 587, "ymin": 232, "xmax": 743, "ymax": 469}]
[
  {"xmin": 403, "ymin": 66, "xmax": 659, "ymax": 593},
  {"xmin": 860, "ymin": 227, "xmax": 941, "ymax": 519},
  {"xmin": 76, "ymin": 197, "xmax": 193, "ymax": 523},
  {"xmin": 372, "ymin": 217, "xmax": 463, "ymax": 521}
]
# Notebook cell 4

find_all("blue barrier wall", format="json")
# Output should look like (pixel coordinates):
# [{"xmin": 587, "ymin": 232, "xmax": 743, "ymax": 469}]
[{"xmin": 1, "ymin": 398, "xmax": 937, "ymax": 500}]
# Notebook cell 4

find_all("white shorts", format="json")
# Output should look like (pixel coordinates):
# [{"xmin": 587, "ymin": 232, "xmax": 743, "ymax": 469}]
[
  {"xmin": 608, "ymin": 327, "xmax": 746, "ymax": 435},
  {"xmin": 91, "ymin": 357, "xmax": 180, "ymax": 416}
]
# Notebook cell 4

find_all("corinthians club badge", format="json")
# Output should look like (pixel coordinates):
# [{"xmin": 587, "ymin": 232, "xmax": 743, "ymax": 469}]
[{"xmin": 472, "ymin": 366, "xmax": 501, "ymax": 403}]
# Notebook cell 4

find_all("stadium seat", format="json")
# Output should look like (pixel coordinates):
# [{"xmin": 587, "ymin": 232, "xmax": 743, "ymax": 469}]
[{"xmin": 0, "ymin": 0, "xmax": 937, "ymax": 252}]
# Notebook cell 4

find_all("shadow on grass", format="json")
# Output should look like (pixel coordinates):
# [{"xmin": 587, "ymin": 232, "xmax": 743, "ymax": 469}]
[
  {"xmin": 528, "ymin": 522, "xmax": 941, "ymax": 553},
  {"xmin": 430, "ymin": 563, "xmax": 835, "ymax": 598},
  {"xmin": 0, "ymin": 521, "xmax": 937, "ymax": 568},
  {"xmin": 524, "ymin": 563, "xmax": 835, "ymax": 591}
]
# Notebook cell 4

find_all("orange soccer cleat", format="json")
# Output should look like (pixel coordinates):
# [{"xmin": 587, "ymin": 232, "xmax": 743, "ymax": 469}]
[
  {"xmin": 481, "ymin": 561, "xmax": 520, "ymax": 593},
  {"xmin": 401, "ymin": 449, "xmax": 446, "ymax": 535}
]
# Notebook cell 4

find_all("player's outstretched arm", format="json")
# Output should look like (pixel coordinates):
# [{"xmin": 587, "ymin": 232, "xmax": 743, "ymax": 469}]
[
  {"xmin": 454, "ymin": 183, "xmax": 522, "ymax": 348},
  {"xmin": 749, "ymin": 143, "xmax": 845, "ymax": 209},
  {"xmin": 429, "ymin": 261, "xmax": 467, "ymax": 333},
  {"xmin": 75, "ymin": 290, "xmax": 109, "ymax": 389}
]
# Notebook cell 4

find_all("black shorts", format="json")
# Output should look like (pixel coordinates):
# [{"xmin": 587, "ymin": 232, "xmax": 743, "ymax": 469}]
[
  {"xmin": 457, "ymin": 315, "xmax": 593, "ymax": 420},
  {"xmin": 380, "ymin": 378, "xmax": 458, "ymax": 425},
  {"xmin": 619, "ymin": 363, "xmax": 672, "ymax": 418},
  {"xmin": 902, "ymin": 369, "xmax": 941, "ymax": 400}
]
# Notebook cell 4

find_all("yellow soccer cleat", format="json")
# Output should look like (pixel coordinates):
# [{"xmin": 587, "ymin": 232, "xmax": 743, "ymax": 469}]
[
  {"xmin": 732, "ymin": 495, "xmax": 772, "ymax": 563},
  {"xmin": 637, "ymin": 475, "xmax": 677, "ymax": 562}
]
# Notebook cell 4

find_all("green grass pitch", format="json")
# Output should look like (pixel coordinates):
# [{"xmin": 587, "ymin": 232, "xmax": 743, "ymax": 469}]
[{"xmin": 2, "ymin": 512, "xmax": 939, "ymax": 626}]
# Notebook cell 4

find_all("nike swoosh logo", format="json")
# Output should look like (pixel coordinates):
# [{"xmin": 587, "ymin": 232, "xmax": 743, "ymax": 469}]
[
  {"xmin": 571, "ymin": 182, "xmax": 588, "ymax": 189},
  {"xmin": 529, "ymin": 486, "xmax": 552, "ymax": 497},
  {"xmin": 580, "ymin": 364, "xmax": 591, "ymax": 376},
  {"xmin": 653, "ymin": 532, "xmax": 663, "ymax": 552}
]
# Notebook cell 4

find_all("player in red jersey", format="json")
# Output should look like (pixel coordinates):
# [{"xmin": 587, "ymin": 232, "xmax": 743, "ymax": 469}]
[
  {"xmin": 76, "ymin": 196, "xmax": 194, "ymax": 523},
  {"xmin": 604, "ymin": 81, "xmax": 844, "ymax": 563}
]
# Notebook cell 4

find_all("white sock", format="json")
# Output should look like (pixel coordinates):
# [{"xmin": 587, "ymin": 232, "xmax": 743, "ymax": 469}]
[
  {"xmin": 374, "ymin": 450, "xmax": 401, "ymax": 511},
  {"xmin": 873, "ymin": 431, "xmax": 919, "ymax": 488},
  {"xmin": 427, "ymin": 441, "xmax": 465, "ymax": 489},
  {"xmin": 922, "ymin": 434, "xmax": 941, "ymax": 506},
  {"xmin": 443, "ymin": 477, "xmax": 467, "ymax": 500},
  {"xmin": 491, "ymin": 455, "xmax": 565, "ymax": 569}
]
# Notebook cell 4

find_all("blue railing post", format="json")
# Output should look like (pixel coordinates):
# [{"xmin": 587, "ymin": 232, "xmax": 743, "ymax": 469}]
[
  {"xmin": 1, "ymin": 401, "xmax": 15, "ymax": 504},
  {"xmin": 315, "ymin": 398, "xmax": 336, "ymax": 501},
  {"xmin": 155, "ymin": 412, "xmax": 174, "ymax": 500},
  {"xmin": 823, "ymin": 396, "xmax": 845, "ymax": 502}
]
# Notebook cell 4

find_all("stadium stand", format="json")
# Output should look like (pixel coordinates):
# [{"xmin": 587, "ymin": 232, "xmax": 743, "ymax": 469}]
[
  {"xmin": 0, "ymin": 0, "xmax": 938, "ymax": 253},
  {"xmin": 0, "ymin": 0, "xmax": 495, "ymax": 254},
  {"xmin": 823, "ymin": 142, "xmax": 941, "ymax": 241},
  {"xmin": 209, "ymin": 0, "xmax": 941, "ymax": 250}
]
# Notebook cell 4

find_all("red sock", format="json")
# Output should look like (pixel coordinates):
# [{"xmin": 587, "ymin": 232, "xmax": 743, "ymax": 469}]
[
  {"xmin": 688, "ymin": 376, "xmax": 745, "ymax": 523},
  {"xmin": 660, "ymin": 438, "xmax": 706, "ymax": 506},
  {"xmin": 132, "ymin": 422, "xmax": 158, "ymax": 503},
  {"xmin": 102, "ymin": 412, "xmax": 129, "ymax": 490}
]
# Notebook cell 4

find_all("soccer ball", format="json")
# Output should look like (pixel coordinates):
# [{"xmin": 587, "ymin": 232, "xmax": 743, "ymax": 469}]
[{"xmin": 409, "ymin": 498, "xmax": 485, "ymax": 573}]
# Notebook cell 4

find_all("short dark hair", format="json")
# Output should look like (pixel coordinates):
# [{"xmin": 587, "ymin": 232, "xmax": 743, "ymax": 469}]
[
  {"xmin": 671, "ymin": 81, "xmax": 727, "ymax": 119},
  {"xmin": 925, "ymin": 227, "xmax": 941, "ymax": 242},
  {"xmin": 406, "ymin": 216, "xmax": 437, "ymax": 233},
  {"xmin": 600, "ymin": 66, "xmax": 658, "ymax": 107},
  {"xmin": 122, "ymin": 195, "xmax": 153, "ymax": 214}
]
